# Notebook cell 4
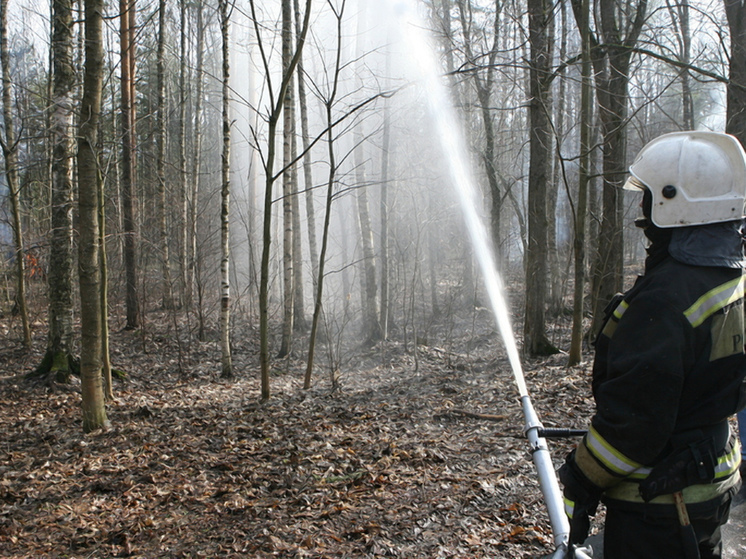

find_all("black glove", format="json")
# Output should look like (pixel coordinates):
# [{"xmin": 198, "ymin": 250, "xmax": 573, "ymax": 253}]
[{"xmin": 559, "ymin": 450, "xmax": 603, "ymax": 546}]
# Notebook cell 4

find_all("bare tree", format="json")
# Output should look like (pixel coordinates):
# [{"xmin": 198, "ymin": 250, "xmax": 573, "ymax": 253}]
[
  {"xmin": 571, "ymin": 0, "xmax": 648, "ymax": 338},
  {"xmin": 219, "ymin": 0, "xmax": 233, "ymax": 379},
  {"xmin": 177, "ymin": 0, "xmax": 188, "ymax": 309},
  {"xmin": 254, "ymin": 0, "xmax": 313, "ymax": 399},
  {"xmin": 78, "ymin": 0, "xmax": 109, "ymax": 432},
  {"xmin": 353, "ymin": 6, "xmax": 382, "ymax": 346},
  {"xmin": 305, "ymin": 0, "xmax": 345, "ymax": 390},
  {"xmin": 294, "ymin": 0, "xmax": 319, "ymax": 288},
  {"xmin": 354, "ymin": 128, "xmax": 383, "ymax": 345},
  {"xmin": 455, "ymin": 0, "xmax": 505, "ymax": 263},
  {"xmin": 190, "ymin": 1, "xmax": 205, "ymax": 335},
  {"xmin": 120, "ymin": 0, "xmax": 139, "ymax": 329},
  {"xmin": 568, "ymin": 0, "xmax": 592, "ymax": 367},
  {"xmin": 524, "ymin": 0, "xmax": 558, "ymax": 356},
  {"xmin": 725, "ymin": 0, "xmax": 746, "ymax": 146},
  {"xmin": 278, "ymin": 0, "xmax": 295, "ymax": 359},
  {"xmin": 156, "ymin": 0, "xmax": 173, "ymax": 310},
  {"xmin": 35, "ymin": 0, "xmax": 76, "ymax": 378},
  {"xmin": 0, "ymin": 0, "xmax": 31, "ymax": 348},
  {"xmin": 666, "ymin": 0, "xmax": 693, "ymax": 129}
]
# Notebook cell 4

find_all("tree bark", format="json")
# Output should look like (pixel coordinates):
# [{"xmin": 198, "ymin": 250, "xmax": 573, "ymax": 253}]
[
  {"xmin": 354, "ymin": 134, "xmax": 383, "ymax": 345},
  {"xmin": 178, "ymin": 0, "xmax": 188, "ymax": 309},
  {"xmin": 568, "ymin": 0, "xmax": 592, "ymax": 367},
  {"xmin": 255, "ymin": 0, "xmax": 313, "ymax": 399},
  {"xmin": 305, "ymin": 0, "xmax": 345, "ymax": 390},
  {"xmin": 219, "ymin": 0, "xmax": 233, "ymax": 379},
  {"xmin": 725, "ymin": 0, "xmax": 746, "ymax": 147},
  {"xmin": 78, "ymin": 0, "xmax": 109, "ymax": 432},
  {"xmin": 190, "ymin": 2, "xmax": 204, "ymax": 335},
  {"xmin": 294, "ymin": 0, "xmax": 319, "ymax": 290},
  {"xmin": 156, "ymin": 0, "xmax": 173, "ymax": 310},
  {"xmin": 571, "ymin": 0, "xmax": 647, "ymax": 339},
  {"xmin": 41, "ymin": 0, "xmax": 76, "ymax": 378},
  {"xmin": 278, "ymin": 0, "xmax": 295, "ymax": 359},
  {"xmin": 455, "ymin": 0, "xmax": 504, "ymax": 263},
  {"xmin": 0, "ymin": 0, "xmax": 31, "ymax": 348},
  {"xmin": 524, "ymin": 0, "xmax": 558, "ymax": 356},
  {"xmin": 120, "ymin": 0, "xmax": 139, "ymax": 329}
]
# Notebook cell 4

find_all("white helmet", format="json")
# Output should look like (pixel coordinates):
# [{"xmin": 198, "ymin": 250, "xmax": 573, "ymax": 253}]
[{"xmin": 623, "ymin": 131, "xmax": 746, "ymax": 228}]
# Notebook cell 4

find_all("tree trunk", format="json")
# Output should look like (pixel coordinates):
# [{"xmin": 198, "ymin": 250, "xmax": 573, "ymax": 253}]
[
  {"xmin": 120, "ymin": 0, "xmax": 139, "ymax": 329},
  {"xmin": 178, "ymin": 0, "xmax": 188, "ymax": 309},
  {"xmin": 671, "ymin": 0, "xmax": 693, "ymax": 129},
  {"xmin": 524, "ymin": 0, "xmax": 558, "ymax": 356},
  {"xmin": 379, "ymin": 89, "xmax": 391, "ymax": 338},
  {"xmin": 568, "ymin": 0, "xmax": 592, "ymax": 367},
  {"xmin": 0, "ymin": 0, "xmax": 31, "ymax": 348},
  {"xmin": 305, "ymin": 1, "xmax": 344, "ymax": 390},
  {"xmin": 294, "ymin": 0, "xmax": 319, "ymax": 290},
  {"xmin": 548, "ymin": 0, "xmax": 567, "ymax": 316},
  {"xmin": 456, "ymin": 0, "xmax": 504, "ymax": 263},
  {"xmin": 156, "ymin": 0, "xmax": 173, "ymax": 310},
  {"xmin": 725, "ymin": 0, "xmax": 746, "ymax": 147},
  {"xmin": 190, "ymin": 2, "xmax": 204, "ymax": 334},
  {"xmin": 255, "ymin": 0, "xmax": 313, "ymax": 399},
  {"xmin": 278, "ymin": 0, "xmax": 295, "ymax": 359},
  {"xmin": 291, "ymin": 127, "xmax": 307, "ymax": 333},
  {"xmin": 354, "ymin": 135, "xmax": 383, "ymax": 345},
  {"xmin": 99, "ymin": 146, "xmax": 113, "ymax": 400},
  {"xmin": 219, "ymin": 0, "xmax": 233, "ymax": 379},
  {"xmin": 571, "ymin": 0, "xmax": 647, "ymax": 339},
  {"xmin": 78, "ymin": 0, "xmax": 109, "ymax": 432},
  {"xmin": 40, "ymin": 0, "xmax": 76, "ymax": 379}
]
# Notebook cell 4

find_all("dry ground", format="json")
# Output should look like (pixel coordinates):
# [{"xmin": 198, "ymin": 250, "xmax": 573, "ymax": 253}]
[{"xmin": 1, "ymin": 310, "xmax": 598, "ymax": 558}]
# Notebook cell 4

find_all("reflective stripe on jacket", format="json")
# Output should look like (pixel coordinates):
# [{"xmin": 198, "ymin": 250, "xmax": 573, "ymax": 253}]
[{"xmin": 579, "ymin": 256, "xmax": 746, "ymax": 503}]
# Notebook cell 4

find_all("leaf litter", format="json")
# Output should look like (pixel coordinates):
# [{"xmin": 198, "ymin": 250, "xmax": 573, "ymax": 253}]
[{"xmin": 0, "ymin": 313, "xmax": 597, "ymax": 558}]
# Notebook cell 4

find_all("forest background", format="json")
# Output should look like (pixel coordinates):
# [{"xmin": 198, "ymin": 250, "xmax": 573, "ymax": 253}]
[{"xmin": 2, "ymin": 0, "xmax": 746, "ymax": 556}]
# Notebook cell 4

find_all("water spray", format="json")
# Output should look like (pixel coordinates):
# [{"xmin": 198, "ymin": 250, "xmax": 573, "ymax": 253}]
[{"xmin": 389, "ymin": 1, "xmax": 592, "ymax": 556}]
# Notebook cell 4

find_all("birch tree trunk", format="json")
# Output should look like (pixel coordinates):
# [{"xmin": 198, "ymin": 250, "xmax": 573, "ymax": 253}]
[
  {"xmin": 78, "ymin": 0, "xmax": 109, "ymax": 432},
  {"xmin": 0, "ymin": 0, "xmax": 31, "ymax": 348},
  {"xmin": 219, "ymin": 0, "xmax": 233, "ymax": 379},
  {"xmin": 278, "ymin": 0, "xmax": 295, "ymax": 359},
  {"xmin": 39, "ymin": 0, "xmax": 76, "ymax": 378}
]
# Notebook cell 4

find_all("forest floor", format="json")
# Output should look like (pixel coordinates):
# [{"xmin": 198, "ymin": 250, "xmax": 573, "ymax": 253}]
[{"xmin": 0, "ymin": 307, "xmax": 617, "ymax": 558}]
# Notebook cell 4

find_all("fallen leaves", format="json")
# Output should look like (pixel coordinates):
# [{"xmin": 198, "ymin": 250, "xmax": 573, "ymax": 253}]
[{"xmin": 0, "ymin": 314, "xmax": 597, "ymax": 558}]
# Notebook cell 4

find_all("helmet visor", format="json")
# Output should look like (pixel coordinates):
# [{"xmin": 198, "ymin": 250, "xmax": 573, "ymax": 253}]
[{"xmin": 623, "ymin": 175, "xmax": 646, "ymax": 191}]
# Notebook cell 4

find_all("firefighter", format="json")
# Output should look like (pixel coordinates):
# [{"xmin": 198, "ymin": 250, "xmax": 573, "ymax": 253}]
[{"xmin": 559, "ymin": 131, "xmax": 746, "ymax": 559}]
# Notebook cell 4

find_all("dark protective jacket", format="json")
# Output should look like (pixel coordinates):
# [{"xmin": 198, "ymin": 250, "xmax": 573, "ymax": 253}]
[{"xmin": 574, "ymin": 253, "xmax": 745, "ymax": 508}]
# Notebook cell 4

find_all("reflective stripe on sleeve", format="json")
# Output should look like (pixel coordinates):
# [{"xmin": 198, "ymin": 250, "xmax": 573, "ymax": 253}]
[
  {"xmin": 564, "ymin": 496, "xmax": 575, "ymax": 519},
  {"xmin": 715, "ymin": 440, "xmax": 741, "ymax": 480},
  {"xmin": 613, "ymin": 300, "xmax": 629, "ymax": 320},
  {"xmin": 684, "ymin": 275, "xmax": 746, "ymax": 328},
  {"xmin": 585, "ymin": 426, "xmax": 651, "ymax": 479}
]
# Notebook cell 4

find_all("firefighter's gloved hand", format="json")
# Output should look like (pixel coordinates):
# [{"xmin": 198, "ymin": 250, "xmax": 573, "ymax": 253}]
[{"xmin": 559, "ymin": 450, "xmax": 603, "ymax": 546}]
